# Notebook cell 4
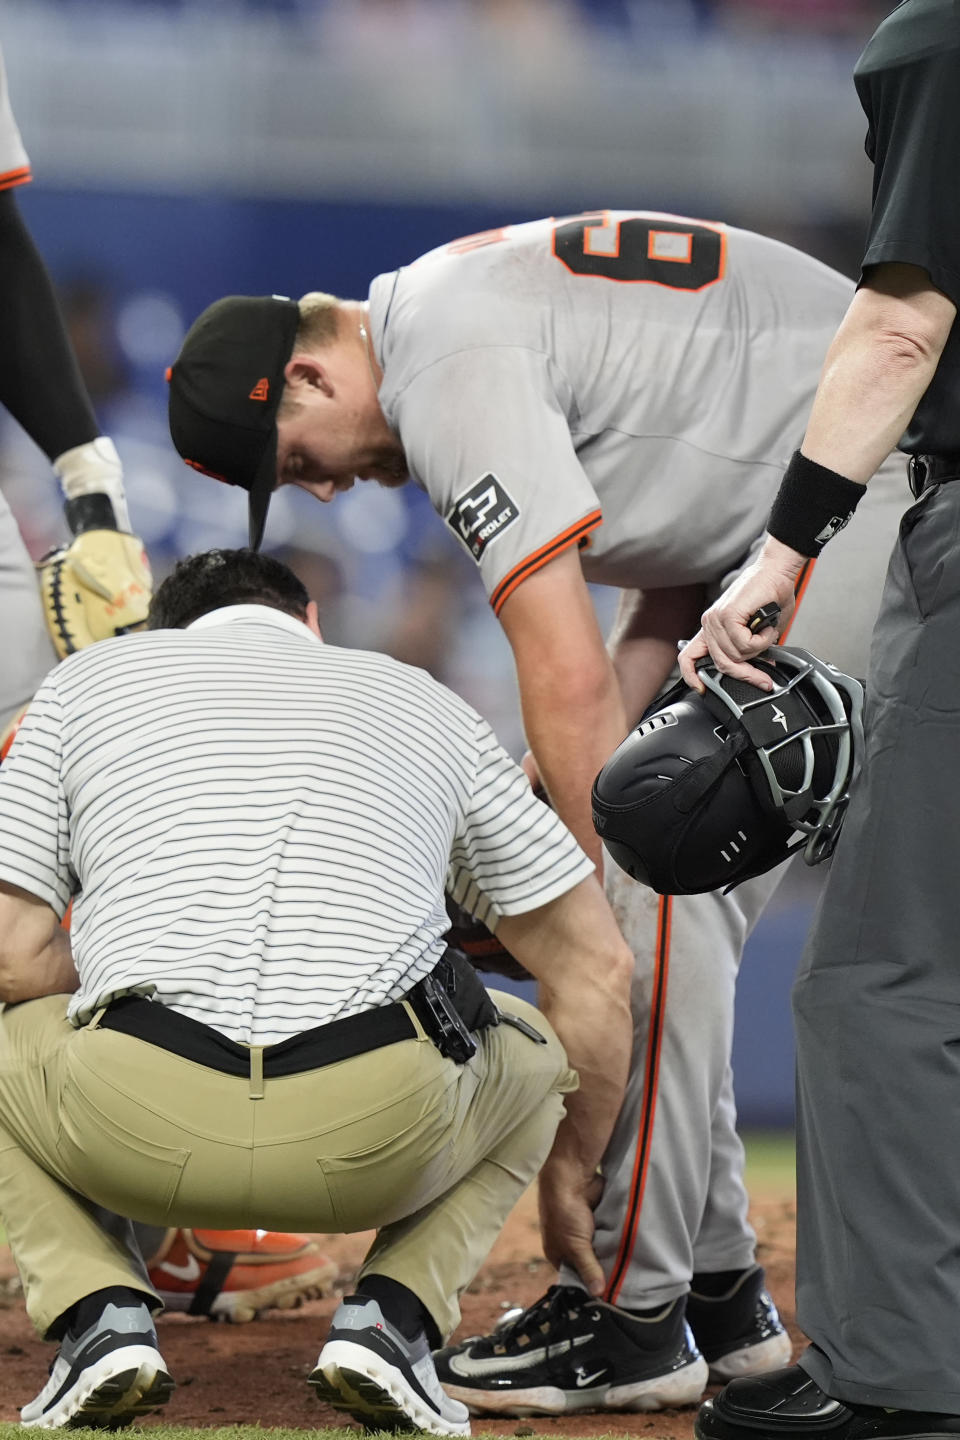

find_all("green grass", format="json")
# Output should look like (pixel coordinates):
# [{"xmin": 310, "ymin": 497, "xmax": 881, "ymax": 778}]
[
  {"xmin": 0, "ymin": 1430, "xmax": 644, "ymax": 1440},
  {"xmin": 0, "ymin": 1429, "xmax": 364, "ymax": 1440},
  {"xmin": 742, "ymin": 1126, "xmax": 796, "ymax": 1197}
]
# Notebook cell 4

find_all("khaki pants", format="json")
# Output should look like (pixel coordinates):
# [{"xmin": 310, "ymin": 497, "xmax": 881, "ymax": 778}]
[{"xmin": 0, "ymin": 991, "xmax": 576, "ymax": 1341}]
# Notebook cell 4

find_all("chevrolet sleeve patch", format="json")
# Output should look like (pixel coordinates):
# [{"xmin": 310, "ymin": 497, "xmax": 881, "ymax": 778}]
[{"xmin": 446, "ymin": 474, "xmax": 519, "ymax": 560}]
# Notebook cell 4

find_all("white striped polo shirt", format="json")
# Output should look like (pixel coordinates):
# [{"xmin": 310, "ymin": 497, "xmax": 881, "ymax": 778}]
[{"xmin": 0, "ymin": 604, "xmax": 592, "ymax": 1045}]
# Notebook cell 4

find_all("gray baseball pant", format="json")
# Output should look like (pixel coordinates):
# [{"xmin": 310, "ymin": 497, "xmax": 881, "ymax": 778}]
[{"xmin": 559, "ymin": 451, "xmax": 908, "ymax": 1309}]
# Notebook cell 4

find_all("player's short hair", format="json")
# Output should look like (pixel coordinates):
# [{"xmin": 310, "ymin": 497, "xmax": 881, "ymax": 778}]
[
  {"xmin": 148, "ymin": 548, "xmax": 310, "ymax": 630},
  {"xmin": 297, "ymin": 291, "xmax": 341, "ymax": 348},
  {"xmin": 275, "ymin": 293, "xmax": 342, "ymax": 420}
]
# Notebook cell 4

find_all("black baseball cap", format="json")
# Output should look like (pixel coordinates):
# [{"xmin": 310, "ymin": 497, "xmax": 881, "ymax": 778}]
[{"xmin": 167, "ymin": 295, "xmax": 301, "ymax": 549}]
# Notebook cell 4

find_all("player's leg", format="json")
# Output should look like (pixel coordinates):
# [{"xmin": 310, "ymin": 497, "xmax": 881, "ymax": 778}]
[
  {"xmin": 687, "ymin": 1059, "xmax": 790, "ymax": 1382},
  {"xmin": 592, "ymin": 866, "xmax": 789, "ymax": 1378},
  {"xmin": 0, "ymin": 498, "xmax": 58, "ymax": 733},
  {"xmin": 590, "ymin": 867, "xmax": 781, "ymax": 1307},
  {"xmin": 435, "ymin": 870, "xmax": 783, "ymax": 1417}
]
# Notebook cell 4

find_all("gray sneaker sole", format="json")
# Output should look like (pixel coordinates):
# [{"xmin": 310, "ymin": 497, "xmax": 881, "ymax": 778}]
[
  {"xmin": 22, "ymin": 1348, "xmax": 174, "ymax": 1430},
  {"xmin": 311, "ymin": 1340, "xmax": 470, "ymax": 1437}
]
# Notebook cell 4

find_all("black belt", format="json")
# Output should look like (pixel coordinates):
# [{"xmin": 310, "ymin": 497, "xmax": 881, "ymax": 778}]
[
  {"xmin": 96, "ymin": 949, "xmax": 499, "ymax": 1078},
  {"xmin": 908, "ymin": 454, "xmax": 960, "ymax": 498}
]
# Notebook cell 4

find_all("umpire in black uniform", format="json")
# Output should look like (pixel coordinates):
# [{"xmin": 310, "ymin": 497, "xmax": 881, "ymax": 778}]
[{"xmin": 680, "ymin": 2, "xmax": 960, "ymax": 1436}]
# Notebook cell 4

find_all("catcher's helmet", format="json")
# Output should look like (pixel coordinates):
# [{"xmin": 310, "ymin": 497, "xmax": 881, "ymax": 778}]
[{"xmin": 592, "ymin": 646, "xmax": 864, "ymax": 895}]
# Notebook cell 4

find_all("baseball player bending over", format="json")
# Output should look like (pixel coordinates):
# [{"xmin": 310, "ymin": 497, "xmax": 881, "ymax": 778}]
[
  {"xmin": 0, "ymin": 547, "xmax": 632, "ymax": 1434},
  {"xmin": 165, "ymin": 211, "xmax": 906, "ymax": 1414}
]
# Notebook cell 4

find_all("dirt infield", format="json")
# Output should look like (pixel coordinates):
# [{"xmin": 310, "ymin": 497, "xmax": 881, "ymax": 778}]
[{"xmin": 0, "ymin": 1186, "xmax": 799, "ymax": 1437}]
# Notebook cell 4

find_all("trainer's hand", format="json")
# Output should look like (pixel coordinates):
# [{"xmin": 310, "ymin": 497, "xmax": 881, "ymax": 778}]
[
  {"xmin": 678, "ymin": 538, "xmax": 805, "ymax": 693},
  {"xmin": 538, "ymin": 1154, "xmax": 606, "ymax": 1297},
  {"xmin": 39, "ymin": 529, "xmax": 153, "ymax": 659}
]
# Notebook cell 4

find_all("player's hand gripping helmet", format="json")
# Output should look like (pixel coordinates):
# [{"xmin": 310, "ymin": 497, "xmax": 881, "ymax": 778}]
[{"xmin": 591, "ymin": 646, "xmax": 864, "ymax": 895}]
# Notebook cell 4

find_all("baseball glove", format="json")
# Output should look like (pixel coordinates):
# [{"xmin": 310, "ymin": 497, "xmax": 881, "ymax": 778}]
[
  {"xmin": 444, "ymin": 896, "xmax": 532, "ymax": 982},
  {"xmin": 38, "ymin": 529, "xmax": 153, "ymax": 659}
]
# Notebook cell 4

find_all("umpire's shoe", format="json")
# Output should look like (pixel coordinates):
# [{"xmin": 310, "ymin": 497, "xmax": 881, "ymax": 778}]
[
  {"xmin": 433, "ymin": 1283, "xmax": 708, "ymax": 1415},
  {"xmin": 696, "ymin": 1365, "xmax": 960, "ymax": 1440},
  {"xmin": 21, "ymin": 1289, "xmax": 173, "ymax": 1429},
  {"xmin": 311, "ymin": 1295, "xmax": 471, "ymax": 1436},
  {"xmin": 686, "ymin": 1265, "xmax": 792, "ymax": 1381}
]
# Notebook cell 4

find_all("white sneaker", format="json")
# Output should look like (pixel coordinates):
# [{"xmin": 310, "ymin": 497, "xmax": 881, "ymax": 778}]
[
  {"xmin": 21, "ymin": 1297, "xmax": 173, "ymax": 1429},
  {"xmin": 310, "ymin": 1295, "xmax": 470, "ymax": 1436}
]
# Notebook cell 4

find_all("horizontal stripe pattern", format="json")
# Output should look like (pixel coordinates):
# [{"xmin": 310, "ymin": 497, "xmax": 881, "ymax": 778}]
[{"xmin": 0, "ymin": 607, "xmax": 591, "ymax": 1044}]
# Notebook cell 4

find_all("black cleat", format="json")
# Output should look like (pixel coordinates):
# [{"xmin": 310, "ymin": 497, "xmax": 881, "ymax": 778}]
[
  {"xmin": 687, "ymin": 1266, "xmax": 792, "ymax": 1381},
  {"xmin": 433, "ymin": 1283, "xmax": 708, "ymax": 1416}
]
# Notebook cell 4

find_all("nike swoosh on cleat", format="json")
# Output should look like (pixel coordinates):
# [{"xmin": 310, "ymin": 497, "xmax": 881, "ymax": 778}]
[
  {"xmin": 574, "ymin": 1367, "xmax": 607, "ymax": 1387},
  {"xmin": 157, "ymin": 1255, "xmax": 202, "ymax": 1283},
  {"xmin": 448, "ymin": 1333, "xmax": 594, "ymax": 1378}
]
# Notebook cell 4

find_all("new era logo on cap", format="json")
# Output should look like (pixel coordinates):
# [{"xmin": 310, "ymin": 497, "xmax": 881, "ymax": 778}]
[{"xmin": 249, "ymin": 378, "xmax": 270, "ymax": 401}]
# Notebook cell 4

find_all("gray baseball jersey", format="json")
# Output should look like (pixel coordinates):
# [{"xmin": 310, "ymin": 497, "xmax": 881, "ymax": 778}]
[
  {"xmin": 369, "ymin": 211, "xmax": 855, "ymax": 612},
  {"xmin": 0, "ymin": 46, "xmax": 29, "ymax": 190},
  {"xmin": 371, "ymin": 210, "xmax": 910, "ymax": 1329}
]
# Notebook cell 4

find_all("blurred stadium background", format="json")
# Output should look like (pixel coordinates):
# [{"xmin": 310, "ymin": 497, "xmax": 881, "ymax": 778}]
[{"xmin": 1, "ymin": 0, "xmax": 891, "ymax": 1126}]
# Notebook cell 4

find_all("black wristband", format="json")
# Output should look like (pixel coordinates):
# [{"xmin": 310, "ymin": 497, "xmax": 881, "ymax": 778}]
[
  {"xmin": 767, "ymin": 450, "xmax": 865, "ymax": 558},
  {"xmin": 64, "ymin": 492, "xmax": 118, "ymax": 536}
]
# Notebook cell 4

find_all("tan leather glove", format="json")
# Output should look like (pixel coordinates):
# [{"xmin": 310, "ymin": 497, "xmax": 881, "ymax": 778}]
[{"xmin": 38, "ymin": 529, "xmax": 153, "ymax": 659}]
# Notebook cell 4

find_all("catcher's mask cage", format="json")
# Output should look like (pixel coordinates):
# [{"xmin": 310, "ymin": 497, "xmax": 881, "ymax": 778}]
[{"xmin": 591, "ymin": 645, "xmax": 864, "ymax": 895}]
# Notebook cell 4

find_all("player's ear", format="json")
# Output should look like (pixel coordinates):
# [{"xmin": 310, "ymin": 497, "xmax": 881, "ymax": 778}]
[
  {"xmin": 304, "ymin": 600, "xmax": 323, "ymax": 641},
  {"xmin": 283, "ymin": 354, "xmax": 332, "ymax": 397}
]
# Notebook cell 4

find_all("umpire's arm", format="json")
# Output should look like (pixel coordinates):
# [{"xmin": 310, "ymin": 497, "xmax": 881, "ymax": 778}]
[
  {"xmin": 497, "ymin": 874, "xmax": 633, "ymax": 1297},
  {"xmin": 0, "ymin": 881, "xmax": 77, "ymax": 1004}
]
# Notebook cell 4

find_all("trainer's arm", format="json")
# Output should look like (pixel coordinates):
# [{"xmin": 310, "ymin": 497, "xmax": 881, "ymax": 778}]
[
  {"xmin": 499, "ymin": 549, "xmax": 627, "ymax": 869},
  {"xmin": 0, "ymin": 881, "xmax": 78, "ymax": 1003},
  {"xmin": 497, "ymin": 875, "xmax": 633, "ymax": 1296},
  {"xmin": 680, "ymin": 263, "xmax": 957, "ymax": 690}
]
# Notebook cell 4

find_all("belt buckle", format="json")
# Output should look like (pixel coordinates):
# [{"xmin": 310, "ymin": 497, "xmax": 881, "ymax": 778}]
[{"xmin": 908, "ymin": 455, "xmax": 927, "ymax": 499}]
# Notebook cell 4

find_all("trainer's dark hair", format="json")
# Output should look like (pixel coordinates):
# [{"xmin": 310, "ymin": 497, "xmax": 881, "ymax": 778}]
[{"xmin": 148, "ymin": 548, "xmax": 310, "ymax": 630}]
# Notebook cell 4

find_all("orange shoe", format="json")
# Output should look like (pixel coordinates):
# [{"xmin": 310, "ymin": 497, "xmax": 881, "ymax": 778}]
[{"xmin": 147, "ymin": 1228, "xmax": 338, "ymax": 1323}]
